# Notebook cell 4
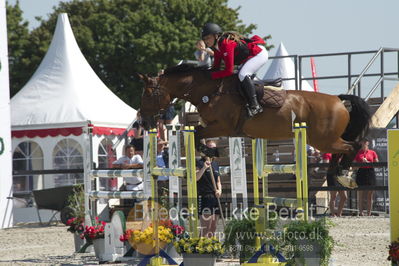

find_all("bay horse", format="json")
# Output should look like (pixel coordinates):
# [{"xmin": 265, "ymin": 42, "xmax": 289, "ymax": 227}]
[{"xmin": 138, "ymin": 64, "xmax": 371, "ymax": 188}]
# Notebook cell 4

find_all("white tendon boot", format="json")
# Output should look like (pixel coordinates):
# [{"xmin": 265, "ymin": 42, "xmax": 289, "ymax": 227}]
[{"xmin": 337, "ymin": 169, "xmax": 358, "ymax": 189}]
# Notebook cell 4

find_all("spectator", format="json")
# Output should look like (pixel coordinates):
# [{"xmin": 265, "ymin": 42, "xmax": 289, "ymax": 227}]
[
  {"xmin": 196, "ymin": 140, "xmax": 222, "ymax": 237},
  {"xmin": 112, "ymin": 145, "xmax": 143, "ymax": 191},
  {"xmin": 157, "ymin": 105, "xmax": 176, "ymax": 141},
  {"xmin": 307, "ymin": 145, "xmax": 321, "ymax": 173},
  {"xmin": 130, "ymin": 112, "xmax": 144, "ymax": 157},
  {"xmin": 194, "ymin": 40, "xmax": 214, "ymax": 67},
  {"xmin": 324, "ymin": 153, "xmax": 347, "ymax": 217},
  {"xmin": 354, "ymin": 139, "xmax": 379, "ymax": 216},
  {"xmin": 156, "ymin": 139, "xmax": 169, "ymax": 199}
]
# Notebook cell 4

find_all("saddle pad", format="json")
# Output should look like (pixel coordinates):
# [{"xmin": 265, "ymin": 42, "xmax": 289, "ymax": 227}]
[{"xmin": 255, "ymin": 86, "xmax": 287, "ymax": 108}]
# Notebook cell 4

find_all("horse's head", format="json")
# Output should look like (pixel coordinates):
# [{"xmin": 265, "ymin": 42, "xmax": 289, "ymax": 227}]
[{"xmin": 138, "ymin": 74, "xmax": 172, "ymax": 130}]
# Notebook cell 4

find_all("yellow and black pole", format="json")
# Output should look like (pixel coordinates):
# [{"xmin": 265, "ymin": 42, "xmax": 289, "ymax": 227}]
[
  {"xmin": 294, "ymin": 122, "xmax": 309, "ymax": 222},
  {"xmin": 252, "ymin": 138, "xmax": 266, "ymax": 250},
  {"xmin": 147, "ymin": 129, "xmax": 179, "ymax": 266},
  {"xmin": 148, "ymin": 129, "xmax": 162, "ymax": 266},
  {"xmin": 388, "ymin": 130, "xmax": 399, "ymax": 266},
  {"xmin": 184, "ymin": 126, "xmax": 199, "ymax": 238}
]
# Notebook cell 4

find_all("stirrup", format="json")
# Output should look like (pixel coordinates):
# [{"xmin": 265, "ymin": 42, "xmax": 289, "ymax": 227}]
[
  {"xmin": 245, "ymin": 105, "xmax": 254, "ymax": 117},
  {"xmin": 249, "ymin": 105, "xmax": 263, "ymax": 116}
]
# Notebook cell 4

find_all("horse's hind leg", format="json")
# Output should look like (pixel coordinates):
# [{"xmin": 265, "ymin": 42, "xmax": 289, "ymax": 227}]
[
  {"xmin": 322, "ymin": 138, "xmax": 359, "ymax": 188},
  {"xmin": 331, "ymin": 140, "xmax": 362, "ymax": 189},
  {"xmin": 321, "ymin": 138, "xmax": 354, "ymax": 154},
  {"xmin": 338, "ymin": 141, "xmax": 361, "ymax": 170}
]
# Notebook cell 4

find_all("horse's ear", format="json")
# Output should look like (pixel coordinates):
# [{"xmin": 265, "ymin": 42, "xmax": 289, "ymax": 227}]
[{"xmin": 135, "ymin": 73, "xmax": 149, "ymax": 82}]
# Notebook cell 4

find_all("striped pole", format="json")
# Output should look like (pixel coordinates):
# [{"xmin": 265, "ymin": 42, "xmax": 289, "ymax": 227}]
[
  {"xmin": 148, "ymin": 129, "xmax": 160, "ymax": 258},
  {"xmin": 299, "ymin": 122, "xmax": 309, "ymax": 221},
  {"xmin": 291, "ymin": 122, "xmax": 309, "ymax": 221},
  {"xmin": 252, "ymin": 138, "xmax": 265, "ymax": 250},
  {"xmin": 184, "ymin": 126, "xmax": 199, "ymax": 238}
]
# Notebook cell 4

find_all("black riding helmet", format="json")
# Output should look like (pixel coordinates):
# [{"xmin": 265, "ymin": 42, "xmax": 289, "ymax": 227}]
[{"xmin": 201, "ymin": 23, "xmax": 222, "ymax": 39}]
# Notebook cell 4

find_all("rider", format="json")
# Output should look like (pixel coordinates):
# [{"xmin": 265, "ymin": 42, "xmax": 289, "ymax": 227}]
[{"xmin": 201, "ymin": 22, "xmax": 268, "ymax": 117}]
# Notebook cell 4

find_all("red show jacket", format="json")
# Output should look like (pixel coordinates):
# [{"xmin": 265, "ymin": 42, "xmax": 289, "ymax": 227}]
[
  {"xmin": 354, "ymin": 149, "xmax": 378, "ymax": 168},
  {"xmin": 211, "ymin": 35, "xmax": 265, "ymax": 80}
]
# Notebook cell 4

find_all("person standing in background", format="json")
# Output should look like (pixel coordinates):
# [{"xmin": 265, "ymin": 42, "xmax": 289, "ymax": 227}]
[
  {"xmin": 156, "ymin": 139, "xmax": 169, "ymax": 199},
  {"xmin": 324, "ymin": 153, "xmax": 347, "ymax": 217},
  {"xmin": 112, "ymin": 145, "xmax": 143, "ymax": 206},
  {"xmin": 112, "ymin": 145, "xmax": 143, "ymax": 190},
  {"xmin": 130, "ymin": 112, "xmax": 144, "ymax": 157},
  {"xmin": 196, "ymin": 140, "xmax": 222, "ymax": 237},
  {"xmin": 354, "ymin": 139, "xmax": 379, "ymax": 216}
]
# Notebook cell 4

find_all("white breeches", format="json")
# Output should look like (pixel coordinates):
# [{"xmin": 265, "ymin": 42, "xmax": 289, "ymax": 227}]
[{"xmin": 238, "ymin": 45, "xmax": 269, "ymax": 81}]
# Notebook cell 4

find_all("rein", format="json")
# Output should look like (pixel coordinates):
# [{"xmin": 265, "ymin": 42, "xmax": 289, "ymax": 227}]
[
  {"xmin": 151, "ymin": 72, "xmax": 237, "ymax": 115},
  {"xmin": 200, "ymin": 78, "xmax": 241, "ymax": 105}
]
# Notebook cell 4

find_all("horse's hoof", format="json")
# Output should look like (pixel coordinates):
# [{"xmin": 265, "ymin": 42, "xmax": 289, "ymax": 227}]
[
  {"xmin": 198, "ymin": 145, "xmax": 219, "ymax": 158},
  {"xmin": 337, "ymin": 175, "xmax": 358, "ymax": 189}
]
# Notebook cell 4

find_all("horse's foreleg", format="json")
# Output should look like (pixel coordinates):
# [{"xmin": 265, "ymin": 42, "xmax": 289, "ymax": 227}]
[
  {"xmin": 194, "ymin": 128, "xmax": 216, "ymax": 157},
  {"xmin": 194, "ymin": 122, "xmax": 232, "ymax": 139},
  {"xmin": 194, "ymin": 124, "xmax": 230, "ymax": 157}
]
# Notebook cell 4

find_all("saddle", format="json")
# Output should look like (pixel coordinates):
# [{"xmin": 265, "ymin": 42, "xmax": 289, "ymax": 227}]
[
  {"xmin": 253, "ymin": 77, "xmax": 283, "ymax": 88},
  {"xmin": 254, "ymin": 78, "xmax": 286, "ymax": 108}
]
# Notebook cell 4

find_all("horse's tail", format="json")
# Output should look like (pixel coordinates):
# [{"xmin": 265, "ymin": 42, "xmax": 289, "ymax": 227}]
[{"xmin": 338, "ymin": 94, "xmax": 371, "ymax": 141}]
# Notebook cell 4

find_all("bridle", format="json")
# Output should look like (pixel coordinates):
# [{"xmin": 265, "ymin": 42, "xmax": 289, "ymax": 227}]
[
  {"xmin": 145, "ymin": 71, "xmax": 226, "ymax": 119},
  {"xmin": 147, "ymin": 79, "xmax": 165, "ymax": 121}
]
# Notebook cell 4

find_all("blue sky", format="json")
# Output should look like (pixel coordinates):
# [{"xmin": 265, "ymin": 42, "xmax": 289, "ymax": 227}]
[{"xmin": 7, "ymin": 0, "xmax": 399, "ymax": 94}]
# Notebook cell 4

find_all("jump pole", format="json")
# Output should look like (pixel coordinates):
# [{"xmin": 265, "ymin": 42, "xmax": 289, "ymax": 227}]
[
  {"xmin": 183, "ymin": 126, "xmax": 200, "ymax": 238},
  {"xmin": 243, "ymin": 123, "xmax": 309, "ymax": 265},
  {"xmin": 388, "ymin": 129, "xmax": 399, "ymax": 266},
  {"xmin": 139, "ymin": 126, "xmax": 199, "ymax": 266}
]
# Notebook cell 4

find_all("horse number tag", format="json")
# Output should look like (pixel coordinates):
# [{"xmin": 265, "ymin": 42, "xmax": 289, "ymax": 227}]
[{"xmin": 202, "ymin": 96, "xmax": 209, "ymax": 103}]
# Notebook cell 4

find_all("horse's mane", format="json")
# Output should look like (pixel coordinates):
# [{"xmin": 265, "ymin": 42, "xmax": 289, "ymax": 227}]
[{"xmin": 163, "ymin": 64, "xmax": 209, "ymax": 75}]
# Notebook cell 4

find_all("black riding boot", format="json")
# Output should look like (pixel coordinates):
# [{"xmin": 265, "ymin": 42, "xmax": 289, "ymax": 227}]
[{"xmin": 241, "ymin": 75, "xmax": 263, "ymax": 117}]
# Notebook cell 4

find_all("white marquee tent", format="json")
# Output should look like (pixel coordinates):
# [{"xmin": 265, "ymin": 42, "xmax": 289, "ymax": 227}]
[
  {"xmin": 263, "ymin": 42, "xmax": 314, "ymax": 91},
  {"xmin": 10, "ymin": 13, "xmax": 136, "ymax": 202}
]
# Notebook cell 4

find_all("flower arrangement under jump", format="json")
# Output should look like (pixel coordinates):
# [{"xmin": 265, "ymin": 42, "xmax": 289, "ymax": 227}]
[
  {"xmin": 66, "ymin": 217, "xmax": 84, "ymax": 234},
  {"xmin": 388, "ymin": 240, "xmax": 399, "ymax": 263},
  {"xmin": 119, "ymin": 219, "xmax": 185, "ymax": 244},
  {"xmin": 120, "ymin": 226, "xmax": 173, "ymax": 246},
  {"xmin": 80, "ymin": 217, "xmax": 106, "ymax": 240},
  {"xmin": 174, "ymin": 237, "xmax": 224, "ymax": 255}
]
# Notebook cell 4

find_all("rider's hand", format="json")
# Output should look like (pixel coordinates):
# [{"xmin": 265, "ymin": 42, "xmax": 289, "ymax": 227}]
[{"xmin": 196, "ymin": 40, "xmax": 206, "ymax": 51}]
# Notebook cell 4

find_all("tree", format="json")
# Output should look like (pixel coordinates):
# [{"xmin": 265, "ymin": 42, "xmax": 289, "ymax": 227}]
[
  {"xmin": 8, "ymin": 0, "xmax": 272, "ymax": 108},
  {"xmin": 6, "ymin": 1, "xmax": 30, "ymax": 94}
]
